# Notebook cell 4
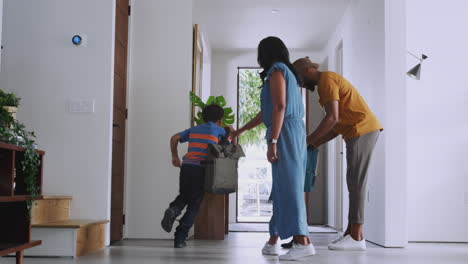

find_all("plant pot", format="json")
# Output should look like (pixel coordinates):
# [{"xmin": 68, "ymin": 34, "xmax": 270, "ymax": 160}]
[{"xmin": 3, "ymin": 106, "xmax": 17, "ymax": 121}]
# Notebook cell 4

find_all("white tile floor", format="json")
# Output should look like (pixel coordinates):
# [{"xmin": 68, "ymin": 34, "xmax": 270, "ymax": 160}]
[
  {"xmin": 229, "ymin": 223, "xmax": 337, "ymax": 233},
  {"xmin": 2, "ymin": 233, "xmax": 468, "ymax": 264}
]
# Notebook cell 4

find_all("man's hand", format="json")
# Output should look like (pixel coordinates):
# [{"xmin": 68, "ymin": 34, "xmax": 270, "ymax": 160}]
[
  {"xmin": 267, "ymin": 144, "xmax": 278, "ymax": 163},
  {"xmin": 172, "ymin": 155, "xmax": 181, "ymax": 167},
  {"xmin": 306, "ymin": 134, "xmax": 314, "ymax": 146}
]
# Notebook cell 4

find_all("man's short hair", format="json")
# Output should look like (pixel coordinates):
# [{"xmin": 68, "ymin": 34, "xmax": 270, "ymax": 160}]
[
  {"xmin": 292, "ymin": 57, "xmax": 320, "ymax": 73},
  {"xmin": 202, "ymin": 104, "xmax": 225, "ymax": 123}
]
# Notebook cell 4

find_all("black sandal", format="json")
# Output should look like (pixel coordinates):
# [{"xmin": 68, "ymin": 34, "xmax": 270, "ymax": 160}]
[{"xmin": 281, "ymin": 239, "xmax": 294, "ymax": 249}]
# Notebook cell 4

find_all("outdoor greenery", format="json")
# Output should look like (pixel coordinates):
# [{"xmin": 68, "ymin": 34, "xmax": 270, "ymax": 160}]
[
  {"xmin": 0, "ymin": 90, "xmax": 40, "ymax": 214},
  {"xmin": 190, "ymin": 92, "xmax": 235, "ymax": 127},
  {"xmin": 238, "ymin": 69, "xmax": 266, "ymax": 147}
]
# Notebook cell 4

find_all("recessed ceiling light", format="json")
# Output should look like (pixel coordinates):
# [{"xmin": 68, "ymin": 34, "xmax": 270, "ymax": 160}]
[{"xmin": 271, "ymin": 9, "xmax": 279, "ymax": 14}]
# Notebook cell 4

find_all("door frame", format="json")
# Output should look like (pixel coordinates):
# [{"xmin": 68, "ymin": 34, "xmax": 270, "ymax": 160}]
[
  {"xmin": 329, "ymin": 40, "xmax": 346, "ymax": 231},
  {"xmin": 110, "ymin": 0, "xmax": 130, "ymax": 243}
]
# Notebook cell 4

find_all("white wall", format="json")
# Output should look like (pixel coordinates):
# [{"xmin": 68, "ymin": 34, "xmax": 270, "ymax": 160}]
[
  {"xmin": 211, "ymin": 49, "xmax": 324, "ymax": 224},
  {"xmin": 125, "ymin": 0, "xmax": 193, "ymax": 239},
  {"xmin": 320, "ymin": 0, "xmax": 407, "ymax": 247},
  {"xmin": 406, "ymin": 0, "xmax": 468, "ymax": 242},
  {"xmin": 0, "ymin": 0, "xmax": 115, "ymax": 244}
]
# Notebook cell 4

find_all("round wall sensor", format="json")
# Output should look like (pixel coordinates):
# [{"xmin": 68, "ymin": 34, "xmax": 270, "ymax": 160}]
[{"xmin": 72, "ymin": 35, "xmax": 82, "ymax": 45}]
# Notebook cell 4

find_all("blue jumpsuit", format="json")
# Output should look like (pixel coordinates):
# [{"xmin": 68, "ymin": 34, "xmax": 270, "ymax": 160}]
[{"xmin": 261, "ymin": 62, "xmax": 309, "ymax": 239}]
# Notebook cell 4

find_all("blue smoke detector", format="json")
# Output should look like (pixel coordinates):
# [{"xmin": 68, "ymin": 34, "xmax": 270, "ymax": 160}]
[{"xmin": 72, "ymin": 35, "xmax": 82, "ymax": 45}]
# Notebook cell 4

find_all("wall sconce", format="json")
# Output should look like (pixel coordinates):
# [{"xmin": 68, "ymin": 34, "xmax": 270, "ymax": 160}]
[{"xmin": 407, "ymin": 52, "xmax": 428, "ymax": 80}]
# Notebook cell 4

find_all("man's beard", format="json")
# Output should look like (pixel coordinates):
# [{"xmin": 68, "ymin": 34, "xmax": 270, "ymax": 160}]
[{"xmin": 303, "ymin": 79, "xmax": 317, "ymax": 92}]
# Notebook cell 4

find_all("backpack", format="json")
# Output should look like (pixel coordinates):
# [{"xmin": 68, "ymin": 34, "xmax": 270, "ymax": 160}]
[{"xmin": 203, "ymin": 134, "xmax": 245, "ymax": 194}]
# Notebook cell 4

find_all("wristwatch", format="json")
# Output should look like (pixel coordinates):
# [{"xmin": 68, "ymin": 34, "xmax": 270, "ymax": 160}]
[{"xmin": 267, "ymin": 139, "xmax": 278, "ymax": 144}]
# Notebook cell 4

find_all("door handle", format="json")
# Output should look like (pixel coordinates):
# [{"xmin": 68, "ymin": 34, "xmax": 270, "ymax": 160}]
[{"xmin": 113, "ymin": 123, "xmax": 120, "ymax": 128}]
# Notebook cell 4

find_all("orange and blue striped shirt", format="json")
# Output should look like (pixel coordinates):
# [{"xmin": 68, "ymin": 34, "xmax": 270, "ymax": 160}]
[{"xmin": 179, "ymin": 122, "xmax": 226, "ymax": 166}]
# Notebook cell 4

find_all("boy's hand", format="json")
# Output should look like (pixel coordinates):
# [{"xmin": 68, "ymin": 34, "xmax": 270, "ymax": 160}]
[{"xmin": 172, "ymin": 156, "xmax": 181, "ymax": 167}]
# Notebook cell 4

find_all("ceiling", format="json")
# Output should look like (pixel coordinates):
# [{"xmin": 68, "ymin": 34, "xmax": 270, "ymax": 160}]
[{"xmin": 193, "ymin": 0, "xmax": 350, "ymax": 51}]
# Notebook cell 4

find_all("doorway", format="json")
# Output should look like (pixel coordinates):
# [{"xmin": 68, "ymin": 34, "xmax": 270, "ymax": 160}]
[
  {"xmin": 110, "ymin": 0, "xmax": 130, "ymax": 243},
  {"xmin": 235, "ymin": 67, "xmax": 272, "ymax": 223}
]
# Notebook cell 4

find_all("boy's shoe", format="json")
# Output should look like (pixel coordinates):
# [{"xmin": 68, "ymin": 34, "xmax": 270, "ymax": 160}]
[
  {"xmin": 262, "ymin": 242, "xmax": 281, "ymax": 256},
  {"xmin": 174, "ymin": 239, "xmax": 187, "ymax": 248},
  {"xmin": 281, "ymin": 239, "xmax": 294, "ymax": 249},
  {"xmin": 328, "ymin": 235, "xmax": 366, "ymax": 251},
  {"xmin": 279, "ymin": 243, "xmax": 316, "ymax": 261},
  {"xmin": 161, "ymin": 208, "xmax": 177, "ymax": 233}
]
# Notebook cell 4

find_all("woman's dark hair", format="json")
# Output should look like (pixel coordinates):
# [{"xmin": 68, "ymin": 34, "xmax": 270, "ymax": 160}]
[
  {"xmin": 202, "ymin": 104, "xmax": 225, "ymax": 123},
  {"xmin": 257, "ymin": 36, "xmax": 302, "ymax": 86}
]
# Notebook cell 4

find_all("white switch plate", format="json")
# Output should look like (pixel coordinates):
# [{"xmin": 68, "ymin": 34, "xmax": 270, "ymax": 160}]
[{"xmin": 69, "ymin": 99, "xmax": 95, "ymax": 113}]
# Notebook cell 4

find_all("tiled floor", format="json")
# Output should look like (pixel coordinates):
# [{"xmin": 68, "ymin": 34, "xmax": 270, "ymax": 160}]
[
  {"xmin": 229, "ymin": 223, "xmax": 337, "ymax": 233},
  {"xmin": 2, "ymin": 232, "xmax": 468, "ymax": 264}
]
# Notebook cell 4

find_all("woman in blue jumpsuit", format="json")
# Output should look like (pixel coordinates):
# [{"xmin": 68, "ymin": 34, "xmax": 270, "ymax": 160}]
[{"xmin": 234, "ymin": 37, "xmax": 316, "ymax": 261}]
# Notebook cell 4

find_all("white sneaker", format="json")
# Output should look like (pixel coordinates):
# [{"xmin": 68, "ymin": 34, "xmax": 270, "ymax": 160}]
[
  {"xmin": 279, "ymin": 243, "xmax": 316, "ymax": 261},
  {"xmin": 329, "ymin": 236, "xmax": 345, "ymax": 245},
  {"xmin": 328, "ymin": 235, "xmax": 367, "ymax": 251},
  {"xmin": 262, "ymin": 242, "xmax": 281, "ymax": 256}
]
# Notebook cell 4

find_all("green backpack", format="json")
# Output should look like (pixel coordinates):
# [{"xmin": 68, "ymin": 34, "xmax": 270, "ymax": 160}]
[{"xmin": 203, "ymin": 144, "xmax": 245, "ymax": 194}]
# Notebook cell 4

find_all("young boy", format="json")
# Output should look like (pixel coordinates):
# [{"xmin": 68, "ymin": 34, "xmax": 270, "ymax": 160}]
[{"xmin": 161, "ymin": 104, "xmax": 230, "ymax": 248}]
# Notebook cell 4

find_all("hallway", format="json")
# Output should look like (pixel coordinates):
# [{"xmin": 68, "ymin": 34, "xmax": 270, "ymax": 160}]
[{"xmin": 3, "ymin": 233, "xmax": 467, "ymax": 264}]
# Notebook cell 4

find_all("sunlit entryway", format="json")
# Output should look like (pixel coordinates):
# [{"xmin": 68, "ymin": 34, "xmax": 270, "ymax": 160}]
[{"xmin": 236, "ymin": 68, "xmax": 273, "ymax": 222}]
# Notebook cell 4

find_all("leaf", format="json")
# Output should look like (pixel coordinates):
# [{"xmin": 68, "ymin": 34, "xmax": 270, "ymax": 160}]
[
  {"xmin": 224, "ymin": 107, "xmax": 233, "ymax": 115},
  {"xmin": 216, "ymin": 96, "xmax": 227, "ymax": 107},
  {"xmin": 189, "ymin": 92, "xmax": 236, "ymax": 128},
  {"xmin": 190, "ymin": 91, "xmax": 205, "ymax": 108},
  {"xmin": 206, "ymin": 96, "xmax": 215, "ymax": 106}
]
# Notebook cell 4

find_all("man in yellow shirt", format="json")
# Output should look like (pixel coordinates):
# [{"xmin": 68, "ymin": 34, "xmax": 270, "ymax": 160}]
[{"xmin": 293, "ymin": 57, "xmax": 382, "ymax": 251}]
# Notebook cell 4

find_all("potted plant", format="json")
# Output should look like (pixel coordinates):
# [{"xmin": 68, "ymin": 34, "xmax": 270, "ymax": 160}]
[
  {"xmin": 0, "ymin": 89, "xmax": 21, "ymax": 121},
  {"xmin": 190, "ymin": 91, "xmax": 235, "ymax": 127},
  {"xmin": 0, "ymin": 89, "xmax": 40, "ymax": 214}
]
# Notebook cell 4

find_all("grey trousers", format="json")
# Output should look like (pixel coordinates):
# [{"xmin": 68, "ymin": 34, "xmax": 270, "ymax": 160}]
[{"xmin": 345, "ymin": 130, "xmax": 380, "ymax": 224}]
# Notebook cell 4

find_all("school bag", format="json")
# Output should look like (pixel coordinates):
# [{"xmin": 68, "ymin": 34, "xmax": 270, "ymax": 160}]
[{"xmin": 202, "ymin": 129, "xmax": 245, "ymax": 194}]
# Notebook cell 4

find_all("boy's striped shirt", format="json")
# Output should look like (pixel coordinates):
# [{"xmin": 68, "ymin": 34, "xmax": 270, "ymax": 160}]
[{"xmin": 179, "ymin": 122, "xmax": 226, "ymax": 166}]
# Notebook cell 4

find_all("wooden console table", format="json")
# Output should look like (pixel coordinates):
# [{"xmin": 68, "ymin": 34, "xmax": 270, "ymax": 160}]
[
  {"xmin": 194, "ymin": 193, "xmax": 229, "ymax": 240},
  {"xmin": 0, "ymin": 142, "xmax": 44, "ymax": 264}
]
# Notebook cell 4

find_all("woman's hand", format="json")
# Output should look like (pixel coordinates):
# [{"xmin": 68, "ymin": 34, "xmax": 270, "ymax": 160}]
[
  {"xmin": 267, "ymin": 143, "xmax": 278, "ymax": 163},
  {"xmin": 231, "ymin": 129, "xmax": 243, "ymax": 138}
]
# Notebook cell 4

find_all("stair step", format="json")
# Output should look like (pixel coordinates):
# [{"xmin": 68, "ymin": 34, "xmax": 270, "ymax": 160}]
[
  {"xmin": 33, "ymin": 219, "xmax": 110, "ymax": 228},
  {"xmin": 26, "ymin": 219, "xmax": 109, "ymax": 257},
  {"xmin": 41, "ymin": 196, "xmax": 72, "ymax": 200},
  {"xmin": 32, "ymin": 196, "xmax": 72, "ymax": 224}
]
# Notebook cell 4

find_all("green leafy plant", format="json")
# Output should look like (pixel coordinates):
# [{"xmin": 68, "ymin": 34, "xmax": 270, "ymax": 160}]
[
  {"xmin": 190, "ymin": 91, "xmax": 235, "ymax": 127},
  {"xmin": 0, "ymin": 90, "xmax": 40, "ymax": 215},
  {"xmin": 238, "ymin": 69, "xmax": 266, "ymax": 147},
  {"xmin": 0, "ymin": 89, "xmax": 21, "ymax": 107}
]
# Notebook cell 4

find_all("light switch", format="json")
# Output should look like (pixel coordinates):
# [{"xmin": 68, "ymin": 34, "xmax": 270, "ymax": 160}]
[{"xmin": 69, "ymin": 99, "xmax": 95, "ymax": 113}]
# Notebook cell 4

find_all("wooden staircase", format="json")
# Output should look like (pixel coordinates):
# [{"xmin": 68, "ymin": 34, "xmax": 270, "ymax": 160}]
[{"xmin": 24, "ymin": 196, "xmax": 109, "ymax": 257}]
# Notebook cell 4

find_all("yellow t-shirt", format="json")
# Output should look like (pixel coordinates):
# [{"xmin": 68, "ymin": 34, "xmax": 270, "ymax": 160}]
[{"xmin": 317, "ymin": 71, "xmax": 383, "ymax": 141}]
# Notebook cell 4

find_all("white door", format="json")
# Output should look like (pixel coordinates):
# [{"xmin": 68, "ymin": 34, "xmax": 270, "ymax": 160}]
[{"xmin": 330, "ymin": 41, "xmax": 348, "ymax": 231}]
